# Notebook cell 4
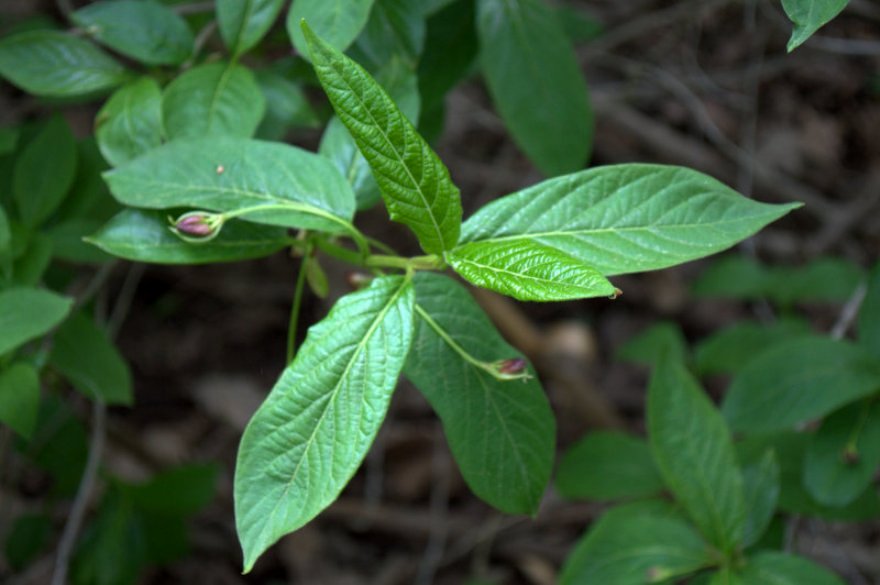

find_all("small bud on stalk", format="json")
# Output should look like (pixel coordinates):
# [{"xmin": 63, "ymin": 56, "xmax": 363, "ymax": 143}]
[
  {"xmin": 169, "ymin": 211, "xmax": 225, "ymax": 243},
  {"xmin": 492, "ymin": 357, "xmax": 530, "ymax": 381}
]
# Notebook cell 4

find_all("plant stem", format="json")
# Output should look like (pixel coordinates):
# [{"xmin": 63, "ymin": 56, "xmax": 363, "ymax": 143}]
[
  {"xmin": 287, "ymin": 244, "xmax": 312, "ymax": 364},
  {"xmin": 51, "ymin": 399, "xmax": 106, "ymax": 585},
  {"xmin": 366, "ymin": 254, "xmax": 445, "ymax": 271}
]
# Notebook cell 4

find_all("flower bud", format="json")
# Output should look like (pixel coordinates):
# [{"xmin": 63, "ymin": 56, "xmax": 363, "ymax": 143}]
[
  {"xmin": 346, "ymin": 271, "xmax": 374, "ymax": 290},
  {"xmin": 169, "ymin": 211, "xmax": 224, "ymax": 243},
  {"xmin": 497, "ymin": 357, "xmax": 527, "ymax": 375}
]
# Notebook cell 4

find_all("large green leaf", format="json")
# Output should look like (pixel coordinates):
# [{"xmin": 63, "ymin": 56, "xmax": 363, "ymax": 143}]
[
  {"xmin": 723, "ymin": 337, "xmax": 880, "ymax": 433},
  {"xmin": 446, "ymin": 240, "xmax": 615, "ymax": 301},
  {"xmin": 782, "ymin": 0, "xmax": 849, "ymax": 52},
  {"xmin": 740, "ymin": 450, "xmax": 780, "ymax": 547},
  {"xmin": 739, "ymin": 552, "xmax": 845, "ymax": 585},
  {"xmin": 559, "ymin": 504, "xmax": 711, "ymax": 585},
  {"xmin": 617, "ymin": 321, "xmax": 689, "ymax": 368},
  {"xmin": 460, "ymin": 164, "xmax": 800, "ymax": 276},
  {"xmin": 162, "ymin": 63, "xmax": 265, "ymax": 140},
  {"xmin": 50, "ymin": 312, "xmax": 133, "ymax": 406},
  {"xmin": 0, "ymin": 362, "xmax": 40, "ymax": 439},
  {"xmin": 303, "ymin": 22, "xmax": 462, "ymax": 255},
  {"xmin": 87, "ymin": 209, "xmax": 289, "ymax": 264},
  {"xmin": 404, "ymin": 273, "xmax": 554, "ymax": 514},
  {"xmin": 14, "ymin": 115, "xmax": 77, "ymax": 228},
  {"xmin": 803, "ymin": 400, "xmax": 880, "ymax": 507},
  {"xmin": 0, "ymin": 205, "xmax": 10, "ymax": 280},
  {"xmin": 694, "ymin": 319, "xmax": 812, "ymax": 376},
  {"xmin": 353, "ymin": 0, "xmax": 426, "ymax": 69},
  {"xmin": 318, "ymin": 57, "xmax": 420, "ymax": 211},
  {"xmin": 235, "ymin": 276, "xmax": 414, "ymax": 572},
  {"xmin": 12, "ymin": 233, "xmax": 53, "ymax": 287},
  {"xmin": 288, "ymin": 0, "xmax": 376, "ymax": 56},
  {"xmin": 0, "ymin": 30, "xmax": 128, "ymax": 97},
  {"xmin": 0, "ymin": 287, "xmax": 72, "ymax": 356},
  {"xmin": 476, "ymin": 0, "xmax": 592, "ymax": 176},
  {"xmin": 72, "ymin": 0, "xmax": 194, "ymax": 66},
  {"xmin": 103, "ymin": 137, "xmax": 356, "ymax": 234},
  {"xmin": 47, "ymin": 219, "xmax": 113, "ymax": 264},
  {"xmin": 858, "ymin": 262, "xmax": 880, "ymax": 359},
  {"xmin": 217, "ymin": 0, "xmax": 286, "ymax": 57},
  {"xmin": 648, "ymin": 360, "xmax": 745, "ymax": 553},
  {"xmin": 95, "ymin": 77, "xmax": 163, "ymax": 167},
  {"xmin": 123, "ymin": 463, "xmax": 218, "ymax": 515},
  {"xmin": 556, "ymin": 431, "xmax": 664, "ymax": 502},
  {"xmin": 255, "ymin": 70, "xmax": 320, "ymax": 141}
]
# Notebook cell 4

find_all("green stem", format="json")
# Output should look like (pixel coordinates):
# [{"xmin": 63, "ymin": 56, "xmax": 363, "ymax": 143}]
[
  {"xmin": 366, "ymin": 254, "xmax": 445, "ymax": 271},
  {"xmin": 413, "ymin": 304, "xmax": 528, "ymax": 382},
  {"xmin": 314, "ymin": 237, "xmax": 367, "ymax": 267},
  {"xmin": 287, "ymin": 243, "xmax": 313, "ymax": 364}
]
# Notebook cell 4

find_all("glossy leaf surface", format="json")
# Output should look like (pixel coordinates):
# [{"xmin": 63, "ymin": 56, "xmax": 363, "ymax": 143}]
[
  {"xmin": 723, "ymin": 337, "xmax": 880, "ymax": 433},
  {"xmin": 559, "ymin": 504, "xmax": 711, "ymax": 585},
  {"xmin": 14, "ymin": 115, "xmax": 77, "ymax": 228},
  {"xmin": 217, "ymin": 0, "xmax": 285, "ymax": 56},
  {"xmin": 95, "ymin": 77, "xmax": 163, "ymax": 167},
  {"xmin": 162, "ymin": 63, "xmax": 265, "ymax": 139},
  {"xmin": 803, "ymin": 400, "xmax": 880, "ymax": 507},
  {"xmin": 235, "ymin": 276, "xmax": 414, "ymax": 572},
  {"xmin": 288, "ymin": 0, "xmax": 376, "ymax": 56},
  {"xmin": 782, "ymin": 0, "xmax": 849, "ymax": 51},
  {"xmin": 103, "ymin": 137, "xmax": 356, "ymax": 234},
  {"xmin": 88, "ymin": 209, "xmax": 289, "ymax": 264},
  {"xmin": 556, "ymin": 431, "xmax": 664, "ymax": 502},
  {"xmin": 477, "ymin": 0, "xmax": 592, "ymax": 176},
  {"xmin": 0, "ymin": 362, "xmax": 40, "ymax": 439},
  {"xmin": 73, "ymin": 0, "xmax": 194, "ymax": 65},
  {"xmin": 50, "ymin": 312, "xmax": 133, "ymax": 406},
  {"xmin": 447, "ymin": 240, "xmax": 615, "ymax": 301},
  {"xmin": 404, "ymin": 273, "xmax": 554, "ymax": 514},
  {"xmin": 461, "ymin": 164, "xmax": 800, "ymax": 276},
  {"xmin": 648, "ymin": 360, "xmax": 744, "ymax": 553},
  {"xmin": 740, "ymin": 450, "xmax": 780, "ymax": 547},
  {"xmin": 304, "ymin": 23, "xmax": 462, "ymax": 254},
  {"xmin": 0, "ymin": 288, "xmax": 72, "ymax": 356},
  {"xmin": 0, "ymin": 31, "xmax": 127, "ymax": 97}
]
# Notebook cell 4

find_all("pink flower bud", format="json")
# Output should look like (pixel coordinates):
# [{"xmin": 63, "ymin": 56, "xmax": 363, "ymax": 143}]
[
  {"xmin": 169, "ymin": 211, "xmax": 224, "ymax": 243},
  {"xmin": 497, "ymin": 357, "xmax": 527, "ymax": 375}
]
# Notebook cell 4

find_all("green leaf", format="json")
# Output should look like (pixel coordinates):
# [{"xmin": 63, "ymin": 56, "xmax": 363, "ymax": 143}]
[
  {"xmin": 460, "ymin": 164, "xmax": 801, "ymax": 276},
  {"xmin": 95, "ymin": 77, "xmax": 163, "ymax": 167},
  {"xmin": 87, "ymin": 209, "xmax": 290, "ymax": 264},
  {"xmin": 0, "ymin": 205, "xmax": 10, "ymax": 279},
  {"xmin": 404, "ymin": 273, "xmax": 554, "ymax": 514},
  {"xmin": 648, "ymin": 360, "xmax": 745, "ymax": 553},
  {"xmin": 50, "ymin": 312, "xmax": 133, "ymax": 406},
  {"xmin": 617, "ymin": 321, "xmax": 689, "ymax": 368},
  {"xmin": 0, "ymin": 287, "xmax": 72, "ymax": 356},
  {"xmin": 782, "ymin": 0, "xmax": 849, "ymax": 52},
  {"xmin": 24, "ymin": 396, "xmax": 88, "ymax": 496},
  {"xmin": 12, "ymin": 233, "xmax": 53, "ymax": 286},
  {"xmin": 703, "ymin": 568, "xmax": 745, "ymax": 585},
  {"xmin": 72, "ymin": 0, "xmax": 194, "ymax": 66},
  {"xmin": 692, "ymin": 255, "xmax": 769, "ymax": 300},
  {"xmin": 103, "ymin": 137, "xmax": 356, "ymax": 234},
  {"xmin": 5, "ymin": 513, "xmax": 52, "ymax": 571},
  {"xmin": 858, "ymin": 262, "xmax": 880, "ymax": 359},
  {"xmin": 738, "ymin": 432, "xmax": 880, "ymax": 521},
  {"xmin": 303, "ymin": 22, "xmax": 462, "ymax": 255},
  {"xmin": 288, "ymin": 0, "xmax": 376, "ymax": 56},
  {"xmin": 47, "ymin": 219, "xmax": 114, "ymax": 264},
  {"xmin": 217, "ymin": 0, "xmax": 286, "ymax": 57},
  {"xmin": 739, "ymin": 552, "xmax": 846, "ymax": 585},
  {"xmin": 559, "ymin": 504, "xmax": 712, "ymax": 585},
  {"xmin": 446, "ymin": 240, "xmax": 615, "ymax": 301},
  {"xmin": 476, "ymin": 0, "xmax": 592, "ymax": 176},
  {"xmin": 803, "ymin": 400, "xmax": 880, "ymax": 507},
  {"xmin": 694, "ymin": 319, "xmax": 812, "ymax": 376},
  {"xmin": 255, "ymin": 70, "xmax": 320, "ymax": 141},
  {"xmin": 0, "ymin": 362, "xmax": 40, "ymax": 439},
  {"xmin": 353, "ymin": 0, "xmax": 426, "ymax": 69},
  {"xmin": 124, "ymin": 463, "xmax": 218, "ymax": 515},
  {"xmin": 556, "ymin": 431, "xmax": 664, "ymax": 502},
  {"xmin": 162, "ymin": 62, "xmax": 265, "ymax": 140},
  {"xmin": 722, "ymin": 337, "xmax": 880, "ymax": 433},
  {"xmin": 235, "ymin": 276, "xmax": 415, "ymax": 572},
  {"xmin": 740, "ymin": 450, "xmax": 780, "ymax": 547},
  {"xmin": 318, "ymin": 57, "xmax": 420, "ymax": 211},
  {"xmin": 0, "ymin": 30, "xmax": 128, "ymax": 97},
  {"xmin": 418, "ymin": 0, "xmax": 478, "ymax": 118},
  {"xmin": 14, "ymin": 115, "xmax": 78, "ymax": 227}
]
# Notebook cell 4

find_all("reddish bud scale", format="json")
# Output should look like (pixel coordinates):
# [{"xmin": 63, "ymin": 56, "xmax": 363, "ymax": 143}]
[{"xmin": 498, "ymin": 357, "xmax": 527, "ymax": 375}]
